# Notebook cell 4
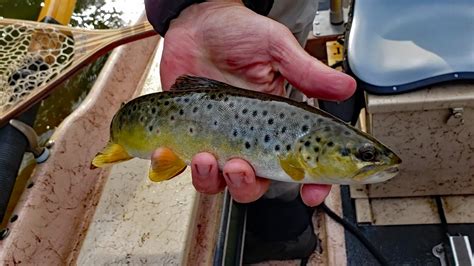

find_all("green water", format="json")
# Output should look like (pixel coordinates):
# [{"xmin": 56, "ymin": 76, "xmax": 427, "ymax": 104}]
[{"xmin": 0, "ymin": 0, "xmax": 125, "ymax": 141}]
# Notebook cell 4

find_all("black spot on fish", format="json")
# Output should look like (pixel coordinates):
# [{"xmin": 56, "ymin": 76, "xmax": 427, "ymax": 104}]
[
  {"xmin": 275, "ymin": 145, "xmax": 280, "ymax": 151},
  {"xmin": 268, "ymin": 118, "xmax": 274, "ymax": 125},
  {"xmin": 207, "ymin": 104, "xmax": 212, "ymax": 109},
  {"xmin": 281, "ymin": 127, "xmax": 287, "ymax": 133},
  {"xmin": 327, "ymin": 141, "xmax": 334, "ymax": 147},
  {"xmin": 245, "ymin": 142, "xmax": 251, "ymax": 149},
  {"xmin": 210, "ymin": 94, "xmax": 216, "ymax": 100},
  {"xmin": 286, "ymin": 144, "xmax": 291, "ymax": 151},
  {"xmin": 314, "ymin": 147, "xmax": 320, "ymax": 152},
  {"xmin": 264, "ymin": 135, "xmax": 270, "ymax": 143},
  {"xmin": 233, "ymin": 130, "xmax": 238, "ymax": 137},
  {"xmin": 139, "ymin": 116, "xmax": 144, "ymax": 123},
  {"xmin": 262, "ymin": 110, "xmax": 268, "ymax": 116},
  {"xmin": 279, "ymin": 113, "xmax": 285, "ymax": 119},
  {"xmin": 214, "ymin": 121, "xmax": 218, "ymax": 126},
  {"xmin": 302, "ymin": 125, "xmax": 309, "ymax": 132},
  {"xmin": 235, "ymin": 114, "xmax": 239, "ymax": 119},
  {"xmin": 193, "ymin": 107, "xmax": 198, "ymax": 113},
  {"xmin": 250, "ymin": 126, "xmax": 254, "ymax": 131},
  {"xmin": 133, "ymin": 105, "xmax": 137, "ymax": 111},
  {"xmin": 148, "ymin": 125, "xmax": 153, "ymax": 132},
  {"xmin": 151, "ymin": 107, "xmax": 156, "ymax": 114},
  {"xmin": 127, "ymin": 109, "xmax": 132, "ymax": 116},
  {"xmin": 252, "ymin": 110, "xmax": 258, "ymax": 117},
  {"xmin": 224, "ymin": 97, "xmax": 229, "ymax": 102},
  {"xmin": 184, "ymin": 98, "xmax": 190, "ymax": 103},
  {"xmin": 304, "ymin": 141, "xmax": 311, "ymax": 147},
  {"xmin": 179, "ymin": 109, "xmax": 184, "ymax": 115},
  {"xmin": 317, "ymin": 118, "xmax": 324, "ymax": 124},
  {"xmin": 344, "ymin": 131, "xmax": 351, "ymax": 136},
  {"xmin": 164, "ymin": 101, "xmax": 169, "ymax": 106},
  {"xmin": 242, "ymin": 108, "xmax": 248, "ymax": 114},
  {"xmin": 316, "ymin": 137, "xmax": 321, "ymax": 142},
  {"xmin": 150, "ymin": 98, "xmax": 155, "ymax": 103},
  {"xmin": 229, "ymin": 102, "xmax": 235, "ymax": 108},
  {"xmin": 340, "ymin": 147, "xmax": 350, "ymax": 156},
  {"xmin": 306, "ymin": 156, "xmax": 311, "ymax": 160},
  {"xmin": 304, "ymin": 115, "xmax": 309, "ymax": 120},
  {"xmin": 170, "ymin": 115, "xmax": 175, "ymax": 121},
  {"xmin": 189, "ymin": 127, "xmax": 194, "ymax": 133}
]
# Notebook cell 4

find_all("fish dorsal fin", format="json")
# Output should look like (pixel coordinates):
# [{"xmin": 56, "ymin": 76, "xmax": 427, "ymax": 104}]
[
  {"xmin": 171, "ymin": 75, "xmax": 239, "ymax": 91},
  {"xmin": 149, "ymin": 147, "xmax": 187, "ymax": 182},
  {"xmin": 92, "ymin": 143, "xmax": 133, "ymax": 168}
]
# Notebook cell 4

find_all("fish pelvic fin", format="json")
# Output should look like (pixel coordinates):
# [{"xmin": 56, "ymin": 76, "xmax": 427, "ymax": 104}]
[
  {"xmin": 279, "ymin": 153, "xmax": 306, "ymax": 181},
  {"xmin": 92, "ymin": 143, "xmax": 133, "ymax": 168},
  {"xmin": 171, "ymin": 75, "xmax": 240, "ymax": 91},
  {"xmin": 149, "ymin": 147, "xmax": 187, "ymax": 182}
]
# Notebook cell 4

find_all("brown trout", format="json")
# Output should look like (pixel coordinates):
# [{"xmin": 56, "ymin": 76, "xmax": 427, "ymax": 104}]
[{"xmin": 92, "ymin": 75, "xmax": 401, "ymax": 184}]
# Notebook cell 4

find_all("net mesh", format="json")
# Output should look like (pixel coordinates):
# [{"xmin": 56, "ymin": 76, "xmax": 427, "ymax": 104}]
[{"xmin": 0, "ymin": 22, "xmax": 75, "ymax": 113}]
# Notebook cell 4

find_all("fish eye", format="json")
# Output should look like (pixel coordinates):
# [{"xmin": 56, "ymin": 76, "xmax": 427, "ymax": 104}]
[{"xmin": 357, "ymin": 144, "xmax": 377, "ymax": 162}]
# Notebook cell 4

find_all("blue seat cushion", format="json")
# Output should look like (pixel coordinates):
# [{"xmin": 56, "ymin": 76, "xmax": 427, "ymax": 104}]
[{"xmin": 346, "ymin": 0, "xmax": 474, "ymax": 94}]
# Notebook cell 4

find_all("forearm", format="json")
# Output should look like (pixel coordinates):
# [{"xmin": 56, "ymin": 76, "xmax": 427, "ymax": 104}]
[{"xmin": 145, "ymin": 0, "xmax": 274, "ymax": 36}]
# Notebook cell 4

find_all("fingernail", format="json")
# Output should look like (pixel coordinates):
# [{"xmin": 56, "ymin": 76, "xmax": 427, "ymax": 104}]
[
  {"xmin": 224, "ymin": 172, "xmax": 246, "ymax": 188},
  {"xmin": 194, "ymin": 164, "xmax": 211, "ymax": 179}
]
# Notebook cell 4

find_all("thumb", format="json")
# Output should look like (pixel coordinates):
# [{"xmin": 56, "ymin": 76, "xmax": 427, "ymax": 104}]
[{"xmin": 269, "ymin": 27, "xmax": 356, "ymax": 101}]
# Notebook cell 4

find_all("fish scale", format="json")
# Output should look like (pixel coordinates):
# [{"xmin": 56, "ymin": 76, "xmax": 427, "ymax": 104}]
[{"xmin": 93, "ymin": 75, "xmax": 401, "ymax": 184}]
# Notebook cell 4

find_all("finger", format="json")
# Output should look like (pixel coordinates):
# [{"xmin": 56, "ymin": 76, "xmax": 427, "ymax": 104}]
[
  {"xmin": 269, "ymin": 25, "xmax": 356, "ymax": 101},
  {"xmin": 300, "ymin": 184, "xmax": 332, "ymax": 207},
  {"xmin": 191, "ymin": 153, "xmax": 226, "ymax": 194},
  {"xmin": 223, "ymin": 159, "xmax": 270, "ymax": 203}
]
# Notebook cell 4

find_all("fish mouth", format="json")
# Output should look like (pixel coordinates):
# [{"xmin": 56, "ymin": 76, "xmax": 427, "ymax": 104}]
[{"xmin": 352, "ymin": 163, "xmax": 400, "ymax": 183}]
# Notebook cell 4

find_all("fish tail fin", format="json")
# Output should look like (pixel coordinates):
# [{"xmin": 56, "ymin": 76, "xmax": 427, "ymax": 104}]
[{"xmin": 92, "ymin": 142, "xmax": 133, "ymax": 168}]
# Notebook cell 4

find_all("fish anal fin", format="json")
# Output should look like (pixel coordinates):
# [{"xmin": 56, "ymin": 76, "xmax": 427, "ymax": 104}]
[
  {"xmin": 149, "ymin": 147, "xmax": 187, "ymax": 182},
  {"xmin": 279, "ymin": 154, "xmax": 305, "ymax": 181},
  {"xmin": 171, "ymin": 75, "xmax": 241, "ymax": 91},
  {"xmin": 92, "ymin": 143, "xmax": 132, "ymax": 168}
]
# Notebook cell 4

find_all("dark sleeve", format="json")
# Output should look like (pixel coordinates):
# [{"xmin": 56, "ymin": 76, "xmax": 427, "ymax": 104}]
[{"xmin": 145, "ymin": 0, "xmax": 274, "ymax": 36}]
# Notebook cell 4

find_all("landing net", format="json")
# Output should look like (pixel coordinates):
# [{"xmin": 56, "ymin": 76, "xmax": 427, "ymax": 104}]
[{"xmin": 0, "ymin": 22, "xmax": 74, "ymax": 113}]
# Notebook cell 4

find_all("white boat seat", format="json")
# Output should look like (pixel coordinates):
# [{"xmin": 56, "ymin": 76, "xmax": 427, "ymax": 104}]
[{"xmin": 346, "ymin": 0, "xmax": 474, "ymax": 94}]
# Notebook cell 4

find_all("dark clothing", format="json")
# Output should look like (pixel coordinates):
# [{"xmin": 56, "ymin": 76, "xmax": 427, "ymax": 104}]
[{"xmin": 144, "ymin": 0, "xmax": 274, "ymax": 36}]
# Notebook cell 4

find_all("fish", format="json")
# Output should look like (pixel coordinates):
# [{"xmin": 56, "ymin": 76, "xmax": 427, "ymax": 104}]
[{"xmin": 92, "ymin": 75, "xmax": 401, "ymax": 184}]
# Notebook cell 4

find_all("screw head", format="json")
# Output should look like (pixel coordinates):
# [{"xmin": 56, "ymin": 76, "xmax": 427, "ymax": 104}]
[
  {"xmin": 46, "ymin": 139, "xmax": 55, "ymax": 148},
  {"xmin": 0, "ymin": 228, "xmax": 10, "ymax": 240}
]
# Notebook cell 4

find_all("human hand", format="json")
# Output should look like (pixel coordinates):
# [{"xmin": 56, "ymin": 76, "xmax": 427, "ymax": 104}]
[{"xmin": 156, "ymin": 0, "xmax": 356, "ymax": 206}]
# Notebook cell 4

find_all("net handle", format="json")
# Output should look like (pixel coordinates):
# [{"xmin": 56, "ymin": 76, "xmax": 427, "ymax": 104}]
[{"xmin": 38, "ymin": 0, "xmax": 77, "ymax": 25}]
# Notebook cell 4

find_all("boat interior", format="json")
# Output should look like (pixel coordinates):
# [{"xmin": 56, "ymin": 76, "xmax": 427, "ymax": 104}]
[{"xmin": 0, "ymin": 0, "xmax": 473, "ymax": 265}]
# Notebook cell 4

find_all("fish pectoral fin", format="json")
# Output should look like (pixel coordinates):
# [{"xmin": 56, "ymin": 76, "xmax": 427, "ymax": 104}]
[
  {"xmin": 171, "ymin": 75, "xmax": 242, "ymax": 91},
  {"xmin": 92, "ymin": 143, "xmax": 133, "ymax": 168},
  {"xmin": 279, "ymin": 154, "xmax": 305, "ymax": 181},
  {"xmin": 149, "ymin": 147, "xmax": 187, "ymax": 182}
]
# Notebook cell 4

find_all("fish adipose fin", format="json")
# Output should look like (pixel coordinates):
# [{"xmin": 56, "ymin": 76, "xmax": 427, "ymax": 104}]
[
  {"xmin": 171, "ymin": 75, "xmax": 241, "ymax": 91},
  {"xmin": 92, "ymin": 143, "xmax": 133, "ymax": 168},
  {"xmin": 279, "ymin": 154, "xmax": 305, "ymax": 181},
  {"xmin": 149, "ymin": 147, "xmax": 187, "ymax": 182}
]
